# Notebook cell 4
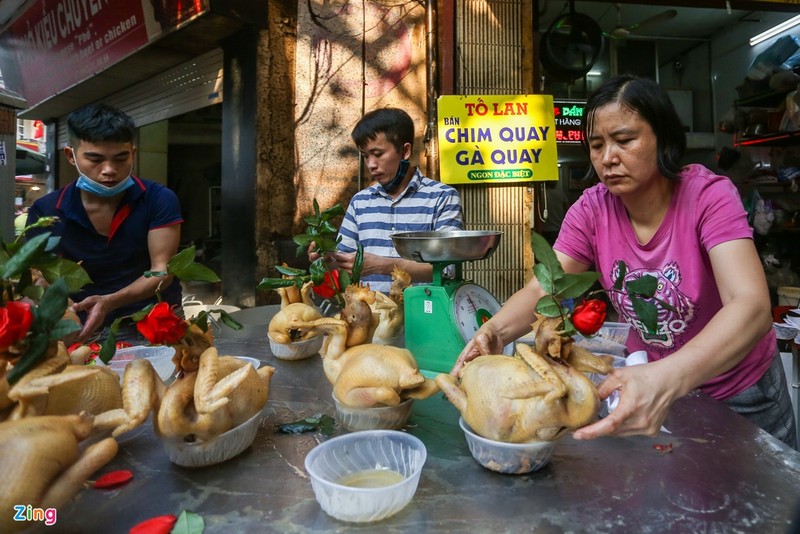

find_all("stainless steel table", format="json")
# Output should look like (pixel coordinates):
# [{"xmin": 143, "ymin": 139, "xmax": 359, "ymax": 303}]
[{"xmin": 59, "ymin": 336, "xmax": 800, "ymax": 533}]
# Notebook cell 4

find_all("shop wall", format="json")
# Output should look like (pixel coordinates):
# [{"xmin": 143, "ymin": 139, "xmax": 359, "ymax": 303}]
[{"xmin": 292, "ymin": 0, "xmax": 429, "ymax": 233}]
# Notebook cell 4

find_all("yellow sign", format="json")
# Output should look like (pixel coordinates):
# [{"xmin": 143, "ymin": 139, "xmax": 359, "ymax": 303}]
[{"xmin": 437, "ymin": 94, "xmax": 558, "ymax": 185}]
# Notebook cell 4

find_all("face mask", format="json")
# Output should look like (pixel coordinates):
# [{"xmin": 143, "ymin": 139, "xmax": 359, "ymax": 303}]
[
  {"xmin": 71, "ymin": 148, "xmax": 134, "ymax": 197},
  {"xmin": 381, "ymin": 159, "xmax": 410, "ymax": 195},
  {"xmin": 75, "ymin": 175, "xmax": 134, "ymax": 197}
]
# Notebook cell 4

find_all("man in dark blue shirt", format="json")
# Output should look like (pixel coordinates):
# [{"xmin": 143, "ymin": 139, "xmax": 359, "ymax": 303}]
[{"xmin": 28, "ymin": 104, "xmax": 183, "ymax": 342}]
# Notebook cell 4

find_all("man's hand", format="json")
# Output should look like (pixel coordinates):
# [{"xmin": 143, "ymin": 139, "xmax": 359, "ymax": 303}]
[{"xmin": 71, "ymin": 295, "xmax": 114, "ymax": 342}]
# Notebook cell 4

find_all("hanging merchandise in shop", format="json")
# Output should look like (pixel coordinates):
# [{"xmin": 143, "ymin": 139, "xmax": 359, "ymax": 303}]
[{"xmin": 437, "ymin": 94, "xmax": 558, "ymax": 185}]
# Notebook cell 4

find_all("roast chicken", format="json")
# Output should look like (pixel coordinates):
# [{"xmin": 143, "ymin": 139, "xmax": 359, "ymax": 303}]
[
  {"xmin": 2, "ymin": 341, "xmax": 122, "ymax": 422},
  {"xmin": 288, "ymin": 316, "xmax": 437, "ymax": 407},
  {"xmin": 268, "ymin": 302, "xmax": 322, "ymax": 344},
  {"xmin": 340, "ymin": 283, "xmax": 378, "ymax": 346},
  {"xmin": 370, "ymin": 267, "xmax": 411, "ymax": 344},
  {"xmin": 0, "ymin": 412, "xmax": 118, "ymax": 533},
  {"xmin": 95, "ymin": 347, "xmax": 275, "ymax": 442},
  {"xmin": 436, "ymin": 315, "xmax": 613, "ymax": 443}
]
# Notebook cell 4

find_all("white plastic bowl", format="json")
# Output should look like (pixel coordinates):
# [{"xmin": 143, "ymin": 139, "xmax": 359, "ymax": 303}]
[
  {"xmin": 268, "ymin": 333, "xmax": 323, "ymax": 360},
  {"xmin": 459, "ymin": 417, "xmax": 557, "ymax": 475},
  {"xmin": 304, "ymin": 430, "xmax": 426, "ymax": 523},
  {"xmin": 597, "ymin": 321, "xmax": 631, "ymax": 345},
  {"xmin": 161, "ymin": 409, "xmax": 263, "ymax": 467},
  {"xmin": 106, "ymin": 345, "xmax": 176, "ymax": 381},
  {"xmin": 333, "ymin": 393, "xmax": 413, "ymax": 432}
]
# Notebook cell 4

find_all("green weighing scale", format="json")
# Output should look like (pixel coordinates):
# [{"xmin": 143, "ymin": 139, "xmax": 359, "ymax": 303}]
[{"xmin": 391, "ymin": 230, "xmax": 512, "ymax": 375}]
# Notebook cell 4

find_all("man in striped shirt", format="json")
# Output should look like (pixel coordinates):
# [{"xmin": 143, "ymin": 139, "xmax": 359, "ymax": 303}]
[{"xmin": 323, "ymin": 108, "xmax": 463, "ymax": 294}]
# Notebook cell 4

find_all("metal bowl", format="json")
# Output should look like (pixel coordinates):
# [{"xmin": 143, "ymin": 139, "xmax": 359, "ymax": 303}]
[{"xmin": 391, "ymin": 230, "xmax": 502, "ymax": 263}]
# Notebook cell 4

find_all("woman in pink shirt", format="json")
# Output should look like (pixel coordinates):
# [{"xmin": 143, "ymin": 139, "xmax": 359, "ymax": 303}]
[{"xmin": 454, "ymin": 75, "xmax": 796, "ymax": 448}]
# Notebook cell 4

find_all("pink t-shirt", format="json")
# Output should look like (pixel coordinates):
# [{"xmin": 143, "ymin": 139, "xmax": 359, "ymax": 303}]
[{"xmin": 555, "ymin": 164, "xmax": 775, "ymax": 401}]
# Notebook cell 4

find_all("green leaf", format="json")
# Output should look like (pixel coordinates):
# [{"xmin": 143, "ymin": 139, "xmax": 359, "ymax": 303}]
[
  {"xmin": 553, "ymin": 272, "xmax": 599, "ymax": 299},
  {"xmin": 37, "ymin": 258, "xmax": 92, "ymax": 292},
  {"xmin": 303, "ymin": 215, "xmax": 321, "ymax": 228},
  {"xmin": 535, "ymin": 294, "xmax": 563, "ymax": 317},
  {"xmin": 351, "ymin": 244, "xmax": 364, "ymax": 284},
  {"xmin": 6, "ymin": 333, "xmax": 50, "ymax": 384},
  {"xmin": 256, "ymin": 278, "xmax": 297, "ymax": 290},
  {"xmin": 531, "ymin": 231, "xmax": 564, "ymax": 284},
  {"xmin": 613, "ymin": 261, "xmax": 628, "ymax": 291},
  {"xmin": 338, "ymin": 270, "xmax": 352, "ymax": 289},
  {"xmin": 21, "ymin": 284, "xmax": 44, "ymax": 302},
  {"xmin": 167, "ymin": 247, "xmax": 196, "ymax": 274},
  {"xmin": 98, "ymin": 328, "xmax": 119, "ymax": 364},
  {"xmin": 631, "ymin": 296, "xmax": 660, "ymax": 334},
  {"xmin": 172, "ymin": 510, "xmax": 204, "ymax": 534},
  {"xmin": 2, "ymin": 233, "xmax": 49, "ymax": 279},
  {"xmin": 318, "ymin": 236, "xmax": 340, "ymax": 253},
  {"xmin": 278, "ymin": 414, "xmax": 336, "ymax": 435},
  {"xmin": 48, "ymin": 319, "xmax": 81, "ymax": 340},
  {"xmin": 193, "ymin": 311, "xmax": 210, "ymax": 332},
  {"xmin": 534, "ymin": 264, "xmax": 554, "ymax": 295},
  {"xmin": 35, "ymin": 278, "xmax": 70, "ymax": 331},
  {"xmin": 293, "ymin": 233, "xmax": 316, "ymax": 247},
  {"xmin": 320, "ymin": 204, "xmax": 344, "ymax": 220},
  {"xmin": 275, "ymin": 265, "xmax": 307, "ymax": 277},
  {"xmin": 320, "ymin": 221, "xmax": 338, "ymax": 235},
  {"xmin": 626, "ymin": 275, "xmax": 658, "ymax": 298},
  {"xmin": 217, "ymin": 311, "xmax": 244, "ymax": 331},
  {"xmin": 309, "ymin": 259, "xmax": 328, "ymax": 283},
  {"xmin": 175, "ymin": 263, "xmax": 220, "ymax": 283}
]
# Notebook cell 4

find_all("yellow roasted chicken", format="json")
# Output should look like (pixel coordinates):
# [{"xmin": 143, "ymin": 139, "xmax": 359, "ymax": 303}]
[
  {"xmin": 370, "ymin": 267, "xmax": 411, "ymax": 344},
  {"xmin": 268, "ymin": 302, "xmax": 322, "ymax": 344},
  {"xmin": 95, "ymin": 347, "xmax": 275, "ymax": 442},
  {"xmin": 289, "ymin": 316, "xmax": 437, "ymax": 408},
  {"xmin": 435, "ymin": 315, "xmax": 612, "ymax": 443},
  {"xmin": 1, "ymin": 341, "xmax": 122, "ymax": 422},
  {"xmin": 0, "ymin": 412, "xmax": 118, "ymax": 533}
]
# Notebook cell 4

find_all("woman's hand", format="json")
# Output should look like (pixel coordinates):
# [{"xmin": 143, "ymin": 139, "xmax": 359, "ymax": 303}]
[
  {"xmin": 572, "ymin": 361, "xmax": 680, "ymax": 439},
  {"xmin": 450, "ymin": 323, "xmax": 504, "ymax": 377}
]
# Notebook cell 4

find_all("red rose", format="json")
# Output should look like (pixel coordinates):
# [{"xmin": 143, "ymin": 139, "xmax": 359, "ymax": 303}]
[
  {"xmin": 313, "ymin": 269, "xmax": 341, "ymax": 299},
  {"xmin": 571, "ymin": 299, "xmax": 607, "ymax": 336},
  {"xmin": 0, "ymin": 301, "xmax": 33, "ymax": 349},
  {"xmin": 136, "ymin": 302, "xmax": 187, "ymax": 345}
]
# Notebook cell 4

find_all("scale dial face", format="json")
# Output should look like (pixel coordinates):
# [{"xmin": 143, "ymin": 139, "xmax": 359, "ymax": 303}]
[{"xmin": 452, "ymin": 283, "xmax": 502, "ymax": 343}]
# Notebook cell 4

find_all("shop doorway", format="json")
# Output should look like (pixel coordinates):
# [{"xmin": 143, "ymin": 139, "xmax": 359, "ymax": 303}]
[{"xmin": 166, "ymin": 103, "xmax": 222, "ymax": 302}]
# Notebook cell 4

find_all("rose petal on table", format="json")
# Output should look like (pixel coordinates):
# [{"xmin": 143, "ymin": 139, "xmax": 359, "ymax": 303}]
[
  {"xmin": 129, "ymin": 514, "xmax": 177, "ymax": 534},
  {"xmin": 652, "ymin": 442, "xmax": 673, "ymax": 454},
  {"xmin": 94, "ymin": 469, "xmax": 134, "ymax": 489}
]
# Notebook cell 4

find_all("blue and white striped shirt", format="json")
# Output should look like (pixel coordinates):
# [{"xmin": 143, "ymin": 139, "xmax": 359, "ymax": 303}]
[{"xmin": 338, "ymin": 168, "xmax": 463, "ymax": 293}]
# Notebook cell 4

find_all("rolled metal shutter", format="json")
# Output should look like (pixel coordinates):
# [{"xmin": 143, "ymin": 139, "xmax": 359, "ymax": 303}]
[{"xmin": 57, "ymin": 48, "xmax": 223, "ymax": 147}]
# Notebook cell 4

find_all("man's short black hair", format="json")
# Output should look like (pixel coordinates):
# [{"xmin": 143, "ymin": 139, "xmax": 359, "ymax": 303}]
[
  {"xmin": 351, "ymin": 107, "xmax": 415, "ymax": 154},
  {"xmin": 67, "ymin": 104, "xmax": 136, "ymax": 146}
]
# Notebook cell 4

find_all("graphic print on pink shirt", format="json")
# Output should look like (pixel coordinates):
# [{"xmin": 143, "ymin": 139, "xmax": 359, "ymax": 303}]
[{"xmin": 609, "ymin": 260, "xmax": 696, "ymax": 349}]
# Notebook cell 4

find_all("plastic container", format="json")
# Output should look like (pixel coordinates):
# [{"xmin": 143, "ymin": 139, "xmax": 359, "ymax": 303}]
[
  {"xmin": 778, "ymin": 287, "xmax": 800, "ymax": 307},
  {"xmin": 304, "ymin": 430, "xmax": 426, "ymax": 523},
  {"xmin": 459, "ymin": 417, "xmax": 556, "ymax": 475},
  {"xmin": 268, "ymin": 333, "xmax": 323, "ymax": 360},
  {"xmin": 333, "ymin": 394, "xmax": 413, "ymax": 432},
  {"xmin": 161, "ymin": 409, "xmax": 263, "ymax": 467},
  {"xmin": 596, "ymin": 322, "xmax": 631, "ymax": 345},
  {"xmin": 106, "ymin": 345, "xmax": 176, "ymax": 381}
]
